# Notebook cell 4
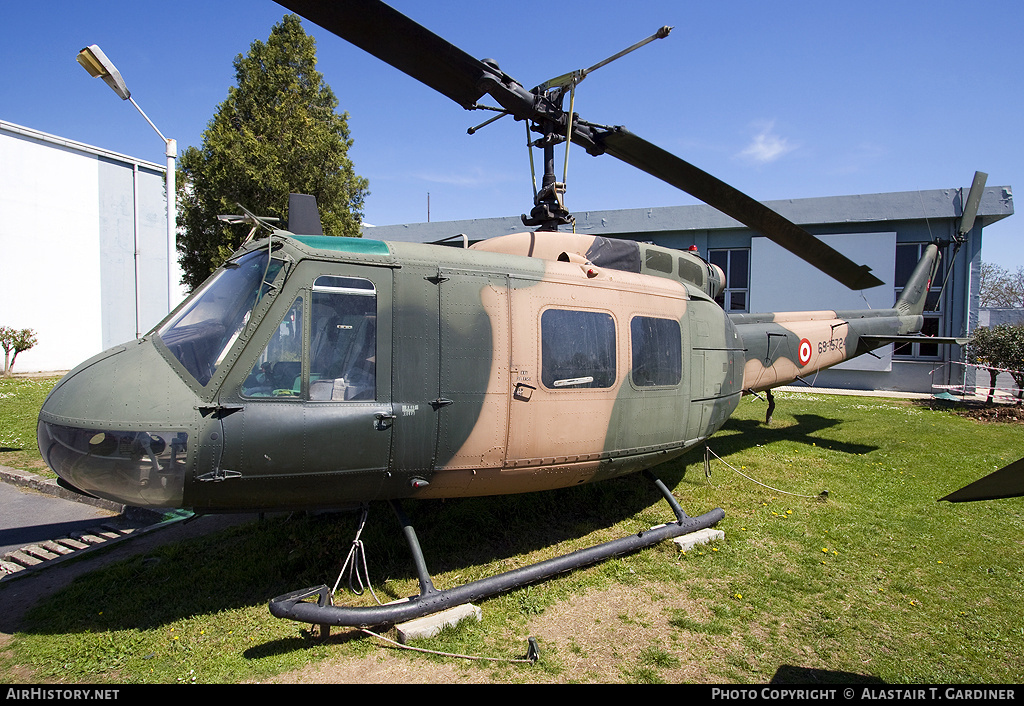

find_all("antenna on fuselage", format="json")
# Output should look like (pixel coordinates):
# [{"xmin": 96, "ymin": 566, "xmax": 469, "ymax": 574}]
[{"xmin": 217, "ymin": 205, "xmax": 281, "ymax": 245}]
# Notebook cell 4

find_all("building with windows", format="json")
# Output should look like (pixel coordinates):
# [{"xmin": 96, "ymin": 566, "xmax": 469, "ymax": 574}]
[{"xmin": 362, "ymin": 183, "xmax": 1013, "ymax": 394}]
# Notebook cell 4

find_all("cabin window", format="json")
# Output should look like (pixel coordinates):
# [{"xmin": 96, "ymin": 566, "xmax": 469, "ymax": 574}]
[
  {"xmin": 645, "ymin": 249, "xmax": 673, "ymax": 274},
  {"xmin": 308, "ymin": 276, "xmax": 377, "ymax": 401},
  {"xmin": 630, "ymin": 316, "xmax": 682, "ymax": 387},
  {"xmin": 678, "ymin": 257, "xmax": 704, "ymax": 287},
  {"xmin": 241, "ymin": 297, "xmax": 305, "ymax": 397},
  {"xmin": 893, "ymin": 243, "xmax": 944, "ymax": 359},
  {"xmin": 540, "ymin": 309, "xmax": 616, "ymax": 389},
  {"xmin": 709, "ymin": 248, "xmax": 749, "ymax": 313}
]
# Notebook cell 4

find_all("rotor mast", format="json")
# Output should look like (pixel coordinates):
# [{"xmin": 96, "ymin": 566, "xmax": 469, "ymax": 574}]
[
  {"xmin": 519, "ymin": 26, "xmax": 674, "ymax": 232},
  {"xmin": 522, "ymin": 103, "xmax": 574, "ymax": 231}
]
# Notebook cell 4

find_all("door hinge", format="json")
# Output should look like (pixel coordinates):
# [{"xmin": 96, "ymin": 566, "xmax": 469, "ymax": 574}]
[
  {"xmin": 430, "ymin": 397, "xmax": 454, "ymax": 410},
  {"xmin": 197, "ymin": 468, "xmax": 242, "ymax": 483}
]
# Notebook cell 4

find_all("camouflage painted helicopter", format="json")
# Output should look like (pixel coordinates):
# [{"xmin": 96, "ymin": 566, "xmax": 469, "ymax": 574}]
[{"xmin": 38, "ymin": 0, "xmax": 972, "ymax": 629}]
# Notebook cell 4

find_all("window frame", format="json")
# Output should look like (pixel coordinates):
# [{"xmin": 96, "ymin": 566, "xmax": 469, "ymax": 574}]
[
  {"xmin": 709, "ymin": 248, "xmax": 750, "ymax": 313},
  {"xmin": 629, "ymin": 315, "xmax": 683, "ymax": 388},
  {"xmin": 892, "ymin": 242, "xmax": 945, "ymax": 360},
  {"xmin": 539, "ymin": 307, "xmax": 618, "ymax": 391},
  {"xmin": 307, "ymin": 275, "xmax": 378, "ymax": 402},
  {"xmin": 238, "ymin": 274, "xmax": 380, "ymax": 401},
  {"xmin": 239, "ymin": 295, "xmax": 306, "ymax": 399}
]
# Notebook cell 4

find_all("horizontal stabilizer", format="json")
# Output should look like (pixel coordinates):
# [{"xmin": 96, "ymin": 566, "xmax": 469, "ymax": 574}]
[
  {"xmin": 941, "ymin": 457, "xmax": 1024, "ymax": 502},
  {"xmin": 860, "ymin": 335, "xmax": 970, "ymax": 347}
]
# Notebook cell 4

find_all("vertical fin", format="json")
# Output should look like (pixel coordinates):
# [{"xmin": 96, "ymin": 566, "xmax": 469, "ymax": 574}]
[{"xmin": 895, "ymin": 244, "xmax": 941, "ymax": 317}]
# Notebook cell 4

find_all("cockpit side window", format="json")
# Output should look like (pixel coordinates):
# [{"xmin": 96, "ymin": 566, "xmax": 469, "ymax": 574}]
[
  {"xmin": 241, "ymin": 297, "xmax": 304, "ymax": 398},
  {"xmin": 239, "ymin": 275, "xmax": 377, "ymax": 401},
  {"xmin": 308, "ymin": 276, "xmax": 377, "ymax": 401}
]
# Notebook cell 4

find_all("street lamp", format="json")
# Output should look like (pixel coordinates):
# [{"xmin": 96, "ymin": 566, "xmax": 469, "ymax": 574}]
[{"xmin": 76, "ymin": 44, "xmax": 178, "ymax": 313}]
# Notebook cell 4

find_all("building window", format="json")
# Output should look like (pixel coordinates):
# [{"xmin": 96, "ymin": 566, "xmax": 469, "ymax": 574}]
[
  {"xmin": 893, "ymin": 243, "xmax": 943, "ymax": 359},
  {"xmin": 709, "ymin": 248, "xmax": 749, "ymax": 312},
  {"xmin": 630, "ymin": 316, "xmax": 682, "ymax": 387},
  {"xmin": 541, "ymin": 309, "xmax": 616, "ymax": 389}
]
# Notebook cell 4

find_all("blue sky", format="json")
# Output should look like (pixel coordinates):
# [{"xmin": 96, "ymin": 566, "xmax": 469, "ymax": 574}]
[{"xmin": 4, "ymin": 0, "xmax": 1022, "ymax": 268}]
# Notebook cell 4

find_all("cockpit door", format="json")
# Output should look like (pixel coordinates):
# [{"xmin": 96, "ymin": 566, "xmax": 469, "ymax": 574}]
[{"xmin": 203, "ymin": 266, "xmax": 394, "ymax": 511}]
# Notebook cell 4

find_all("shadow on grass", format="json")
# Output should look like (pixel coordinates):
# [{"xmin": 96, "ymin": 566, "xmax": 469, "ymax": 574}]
[
  {"xmin": 700, "ymin": 412, "xmax": 878, "ymax": 458},
  {"xmin": 771, "ymin": 664, "xmax": 886, "ymax": 684},
  {"xmin": 12, "ymin": 468, "xmax": 705, "ymax": 639},
  {"xmin": 13, "ymin": 408, "xmax": 871, "ymax": 642},
  {"xmin": 241, "ymin": 628, "xmax": 365, "ymax": 661}
]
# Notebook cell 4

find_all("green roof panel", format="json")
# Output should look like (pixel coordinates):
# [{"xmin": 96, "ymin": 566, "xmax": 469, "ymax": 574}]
[{"xmin": 292, "ymin": 235, "xmax": 390, "ymax": 255}]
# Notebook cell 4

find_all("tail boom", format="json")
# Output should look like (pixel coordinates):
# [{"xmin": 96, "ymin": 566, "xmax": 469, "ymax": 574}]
[
  {"xmin": 733, "ymin": 308, "xmax": 921, "ymax": 393},
  {"xmin": 732, "ymin": 244, "xmax": 946, "ymax": 393}
]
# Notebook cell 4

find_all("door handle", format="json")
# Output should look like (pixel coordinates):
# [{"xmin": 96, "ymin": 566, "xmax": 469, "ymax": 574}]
[
  {"xmin": 374, "ymin": 412, "xmax": 397, "ymax": 430},
  {"xmin": 513, "ymin": 382, "xmax": 535, "ymax": 402}
]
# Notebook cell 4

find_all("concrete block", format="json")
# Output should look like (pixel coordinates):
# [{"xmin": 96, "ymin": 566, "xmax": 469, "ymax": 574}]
[
  {"xmin": 23, "ymin": 545, "xmax": 60, "ymax": 561},
  {"xmin": 0, "ymin": 560, "xmax": 26, "ymax": 576},
  {"xmin": 395, "ymin": 603, "xmax": 482, "ymax": 644},
  {"xmin": 4, "ymin": 550, "xmax": 43, "ymax": 567},
  {"xmin": 673, "ymin": 528, "xmax": 725, "ymax": 552}
]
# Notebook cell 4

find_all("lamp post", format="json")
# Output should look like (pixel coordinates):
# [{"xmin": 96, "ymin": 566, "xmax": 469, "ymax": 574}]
[{"xmin": 76, "ymin": 44, "xmax": 178, "ymax": 313}]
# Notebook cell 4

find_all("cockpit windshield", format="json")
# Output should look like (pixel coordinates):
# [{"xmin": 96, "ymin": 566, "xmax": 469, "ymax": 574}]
[{"xmin": 157, "ymin": 249, "xmax": 284, "ymax": 386}]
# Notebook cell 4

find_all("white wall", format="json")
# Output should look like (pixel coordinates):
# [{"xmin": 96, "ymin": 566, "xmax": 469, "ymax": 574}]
[
  {"xmin": 0, "ymin": 122, "xmax": 176, "ymax": 373},
  {"xmin": 0, "ymin": 131, "xmax": 103, "ymax": 372},
  {"xmin": 749, "ymin": 232, "xmax": 897, "ymax": 372}
]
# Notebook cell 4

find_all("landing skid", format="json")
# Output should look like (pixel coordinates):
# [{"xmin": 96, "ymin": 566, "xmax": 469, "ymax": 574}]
[{"xmin": 269, "ymin": 470, "xmax": 724, "ymax": 630}]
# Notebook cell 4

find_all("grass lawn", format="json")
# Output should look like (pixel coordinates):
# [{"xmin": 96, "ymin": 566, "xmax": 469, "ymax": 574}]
[
  {"xmin": 1, "ymin": 383, "xmax": 1022, "ymax": 683},
  {"xmin": 0, "ymin": 374, "xmax": 62, "ymax": 475}
]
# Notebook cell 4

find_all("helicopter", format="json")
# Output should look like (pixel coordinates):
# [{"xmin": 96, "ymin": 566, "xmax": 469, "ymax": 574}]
[{"xmin": 37, "ymin": 0, "xmax": 979, "ymax": 630}]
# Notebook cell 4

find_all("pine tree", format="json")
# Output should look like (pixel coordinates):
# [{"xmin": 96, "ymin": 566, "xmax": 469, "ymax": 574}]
[{"xmin": 177, "ymin": 14, "xmax": 369, "ymax": 290}]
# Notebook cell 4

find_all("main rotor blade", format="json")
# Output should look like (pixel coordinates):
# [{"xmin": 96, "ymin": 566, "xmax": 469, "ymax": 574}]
[
  {"xmin": 589, "ymin": 129, "xmax": 884, "ymax": 290},
  {"xmin": 277, "ymin": 0, "xmax": 490, "ymax": 109}
]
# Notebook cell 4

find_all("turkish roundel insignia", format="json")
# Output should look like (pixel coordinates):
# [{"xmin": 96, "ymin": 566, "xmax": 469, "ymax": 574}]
[{"xmin": 798, "ymin": 338, "xmax": 812, "ymax": 366}]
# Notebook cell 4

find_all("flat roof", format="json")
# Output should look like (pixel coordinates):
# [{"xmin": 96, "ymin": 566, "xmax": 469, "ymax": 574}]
[
  {"xmin": 362, "ymin": 185, "xmax": 1013, "ymax": 243},
  {"xmin": 0, "ymin": 119, "xmax": 165, "ymax": 172}
]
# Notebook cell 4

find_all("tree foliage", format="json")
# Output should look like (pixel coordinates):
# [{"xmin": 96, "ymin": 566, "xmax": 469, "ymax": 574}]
[
  {"xmin": 967, "ymin": 323, "xmax": 1024, "ymax": 403},
  {"xmin": 0, "ymin": 327, "xmax": 38, "ymax": 375},
  {"xmin": 177, "ymin": 14, "xmax": 369, "ymax": 290},
  {"xmin": 979, "ymin": 261, "xmax": 1024, "ymax": 309}
]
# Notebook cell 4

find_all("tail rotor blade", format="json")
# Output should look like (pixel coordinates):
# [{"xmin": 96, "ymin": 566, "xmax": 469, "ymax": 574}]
[{"xmin": 958, "ymin": 170, "xmax": 988, "ymax": 237}]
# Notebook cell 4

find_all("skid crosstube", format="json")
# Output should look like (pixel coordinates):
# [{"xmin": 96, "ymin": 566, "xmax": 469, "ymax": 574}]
[{"xmin": 269, "ymin": 471, "xmax": 724, "ymax": 629}]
